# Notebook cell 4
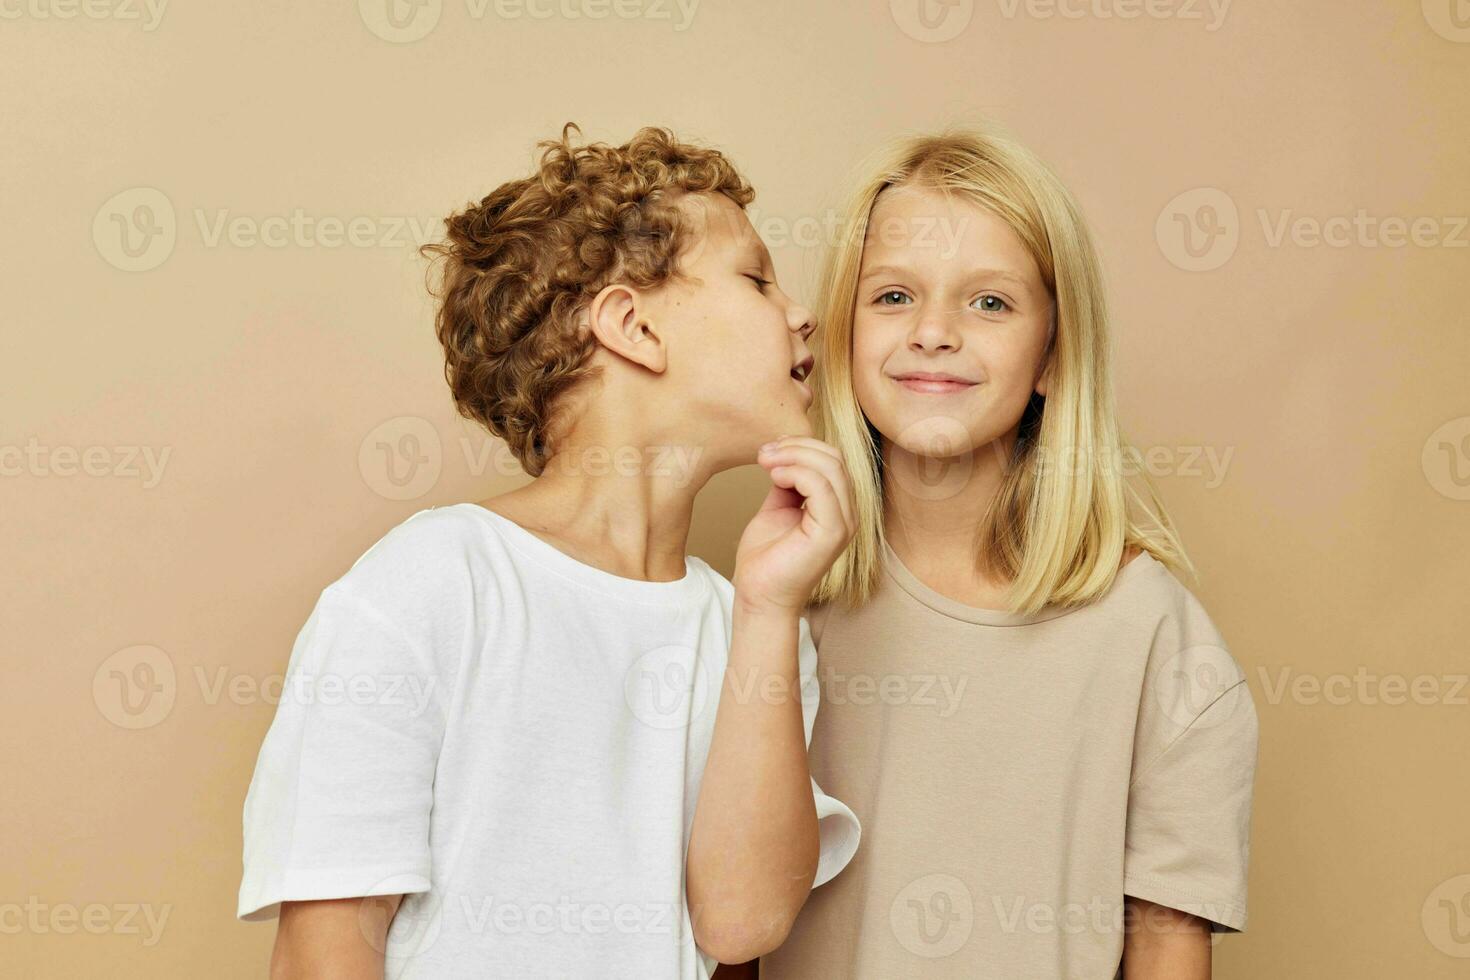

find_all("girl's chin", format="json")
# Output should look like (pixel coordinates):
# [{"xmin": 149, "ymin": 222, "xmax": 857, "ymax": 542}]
[{"xmin": 873, "ymin": 410, "xmax": 982, "ymax": 455}]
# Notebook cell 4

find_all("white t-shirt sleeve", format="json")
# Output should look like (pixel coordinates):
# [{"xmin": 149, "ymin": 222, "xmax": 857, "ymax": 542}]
[
  {"xmin": 798, "ymin": 615, "xmax": 861, "ymax": 889},
  {"xmin": 237, "ymin": 584, "xmax": 450, "ymax": 921}
]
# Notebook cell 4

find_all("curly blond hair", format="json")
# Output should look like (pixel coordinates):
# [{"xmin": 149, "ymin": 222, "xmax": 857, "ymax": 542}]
[{"xmin": 420, "ymin": 123, "xmax": 755, "ymax": 476}]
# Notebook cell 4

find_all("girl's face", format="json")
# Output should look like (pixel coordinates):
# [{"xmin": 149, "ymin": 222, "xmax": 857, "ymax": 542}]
[{"xmin": 851, "ymin": 184, "xmax": 1054, "ymax": 461}]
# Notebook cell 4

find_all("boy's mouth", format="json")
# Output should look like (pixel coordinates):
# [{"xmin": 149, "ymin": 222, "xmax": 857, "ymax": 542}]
[{"xmin": 790, "ymin": 355, "xmax": 814, "ymax": 405}]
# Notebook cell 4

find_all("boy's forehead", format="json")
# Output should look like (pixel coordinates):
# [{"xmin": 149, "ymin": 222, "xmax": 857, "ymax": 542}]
[{"xmin": 677, "ymin": 192, "xmax": 765, "ymax": 264}]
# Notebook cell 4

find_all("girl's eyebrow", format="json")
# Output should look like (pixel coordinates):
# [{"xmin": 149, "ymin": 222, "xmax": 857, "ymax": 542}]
[{"xmin": 859, "ymin": 263, "xmax": 1031, "ymax": 290}]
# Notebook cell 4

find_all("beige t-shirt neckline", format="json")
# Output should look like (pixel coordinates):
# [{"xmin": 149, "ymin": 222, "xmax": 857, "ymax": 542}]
[{"xmin": 880, "ymin": 538, "xmax": 1160, "ymax": 628}]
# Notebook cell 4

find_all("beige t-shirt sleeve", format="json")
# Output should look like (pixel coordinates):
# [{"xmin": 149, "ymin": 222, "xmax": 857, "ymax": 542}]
[{"xmin": 1123, "ymin": 583, "xmax": 1259, "ymax": 933}]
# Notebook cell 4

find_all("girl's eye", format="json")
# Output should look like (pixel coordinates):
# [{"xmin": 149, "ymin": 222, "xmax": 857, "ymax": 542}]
[
  {"xmin": 876, "ymin": 290, "xmax": 911, "ymax": 306},
  {"xmin": 973, "ymin": 294, "xmax": 1010, "ymax": 313},
  {"xmin": 746, "ymin": 274, "xmax": 772, "ymax": 289}
]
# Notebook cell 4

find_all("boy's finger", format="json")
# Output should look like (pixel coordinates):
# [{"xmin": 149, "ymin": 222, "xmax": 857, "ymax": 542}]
[
  {"xmin": 760, "ymin": 444, "xmax": 855, "ymax": 533},
  {"xmin": 768, "ymin": 464, "xmax": 844, "ymax": 545},
  {"xmin": 755, "ymin": 480, "xmax": 803, "ymax": 514},
  {"xmin": 772, "ymin": 435, "xmax": 842, "ymax": 463},
  {"xmin": 769, "ymin": 438, "xmax": 854, "ymax": 514}
]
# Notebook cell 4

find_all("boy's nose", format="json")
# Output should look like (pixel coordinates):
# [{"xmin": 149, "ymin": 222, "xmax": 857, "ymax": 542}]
[{"xmin": 788, "ymin": 303, "xmax": 815, "ymax": 338}]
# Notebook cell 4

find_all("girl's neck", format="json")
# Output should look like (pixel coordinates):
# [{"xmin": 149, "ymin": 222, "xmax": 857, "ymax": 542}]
[{"xmin": 881, "ymin": 434, "xmax": 1017, "ymax": 606}]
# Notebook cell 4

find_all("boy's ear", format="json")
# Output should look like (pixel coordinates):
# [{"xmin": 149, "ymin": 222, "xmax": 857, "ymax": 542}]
[{"xmin": 586, "ymin": 283, "xmax": 666, "ymax": 374}]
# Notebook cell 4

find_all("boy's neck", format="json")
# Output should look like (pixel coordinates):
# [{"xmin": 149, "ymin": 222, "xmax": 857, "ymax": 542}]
[{"xmin": 478, "ymin": 438, "xmax": 715, "ymax": 584}]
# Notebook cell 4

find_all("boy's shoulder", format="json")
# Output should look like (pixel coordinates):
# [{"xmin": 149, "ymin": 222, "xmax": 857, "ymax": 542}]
[
  {"xmin": 337, "ymin": 504, "xmax": 731, "ymax": 611},
  {"xmin": 345, "ymin": 502, "xmax": 489, "ymax": 571},
  {"xmin": 698, "ymin": 562, "xmax": 733, "ymax": 597},
  {"xmin": 325, "ymin": 503, "xmax": 500, "ymax": 613}
]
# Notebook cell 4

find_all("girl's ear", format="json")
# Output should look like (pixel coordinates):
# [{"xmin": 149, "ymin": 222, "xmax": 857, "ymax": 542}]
[
  {"xmin": 1034, "ymin": 303, "xmax": 1058, "ymax": 397},
  {"xmin": 586, "ymin": 283, "xmax": 666, "ymax": 374}
]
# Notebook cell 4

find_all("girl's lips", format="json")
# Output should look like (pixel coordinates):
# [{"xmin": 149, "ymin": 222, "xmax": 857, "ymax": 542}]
[
  {"xmin": 792, "ymin": 376, "xmax": 813, "ymax": 405},
  {"xmin": 893, "ymin": 376, "xmax": 977, "ymax": 394}
]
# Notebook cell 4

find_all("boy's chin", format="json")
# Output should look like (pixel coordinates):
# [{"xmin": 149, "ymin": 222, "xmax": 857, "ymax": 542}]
[{"xmin": 769, "ymin": 408, "xmax": 815, "ymax": 440}]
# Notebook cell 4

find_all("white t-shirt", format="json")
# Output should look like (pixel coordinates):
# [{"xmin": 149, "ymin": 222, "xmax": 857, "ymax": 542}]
[{"xmin": 238, "ymin": 503, "xmax": 860, "ymax": 979}]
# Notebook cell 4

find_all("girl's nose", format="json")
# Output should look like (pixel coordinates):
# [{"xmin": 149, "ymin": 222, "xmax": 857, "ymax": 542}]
[{"xmin": 909, "ymin": 308, "xmax": 961, "ymax": 352}]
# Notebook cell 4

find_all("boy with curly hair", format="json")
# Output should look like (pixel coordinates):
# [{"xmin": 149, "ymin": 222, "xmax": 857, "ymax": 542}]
[{"xmin": 237, "ymin": 124, "xmax": 861, "ymax": 979}]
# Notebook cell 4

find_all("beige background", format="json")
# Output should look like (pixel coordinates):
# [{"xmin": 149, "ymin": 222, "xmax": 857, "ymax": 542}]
[{"xmin": 4, "ymin": 1, "xmax": 1468, "ymax": 976}]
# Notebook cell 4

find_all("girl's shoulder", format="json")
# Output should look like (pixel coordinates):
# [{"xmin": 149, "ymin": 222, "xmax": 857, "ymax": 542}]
[{"xmin": 803, "ymin": 600, "xmax": 838, "ymax": 649}]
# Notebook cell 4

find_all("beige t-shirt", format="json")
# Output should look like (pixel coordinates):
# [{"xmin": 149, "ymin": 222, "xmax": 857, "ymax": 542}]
[{"xmin": 761, "ymin": 541, "xmax": 1258, "ymax": 980}]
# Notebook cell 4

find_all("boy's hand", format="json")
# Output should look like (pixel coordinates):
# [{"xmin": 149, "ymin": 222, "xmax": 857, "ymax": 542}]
[{"xmin": 733, "ymin": 435, "xmax": 857, "ymax": 615}]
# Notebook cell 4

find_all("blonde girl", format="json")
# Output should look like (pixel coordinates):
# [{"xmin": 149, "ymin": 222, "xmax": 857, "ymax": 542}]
[{"xmin": 751, "ymin": 127, "xmax": 1259, "ymax": 980}]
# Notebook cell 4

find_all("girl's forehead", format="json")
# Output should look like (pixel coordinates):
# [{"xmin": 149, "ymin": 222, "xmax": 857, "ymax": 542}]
[
  {"xmin": 866, "ymin": 190, "xmax": 1029, "ymax": 259},
  {"xmin": 869, "ymin": 184, "xmax": 985, "ymax": 234}
]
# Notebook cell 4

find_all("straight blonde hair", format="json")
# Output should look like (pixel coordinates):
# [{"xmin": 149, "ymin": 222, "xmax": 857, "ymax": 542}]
[{"xmin": 811, "ymin": 124, "xmax": 1192, "ymax": 614}]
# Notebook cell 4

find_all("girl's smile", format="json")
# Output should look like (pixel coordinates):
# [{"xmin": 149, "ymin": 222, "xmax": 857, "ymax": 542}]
[{"xmin": 888, "ymin": 370, "xmax": 980, "ymax": 395}]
